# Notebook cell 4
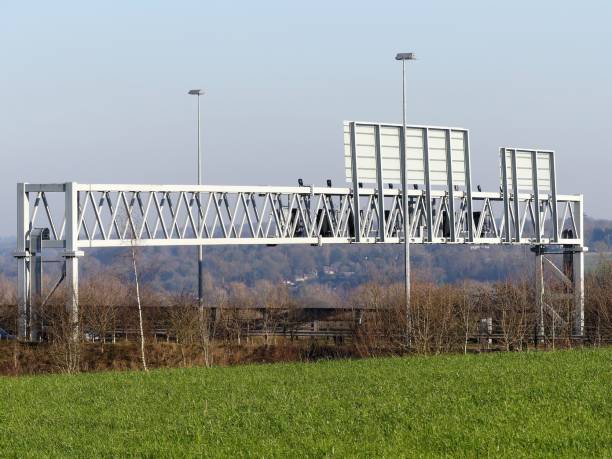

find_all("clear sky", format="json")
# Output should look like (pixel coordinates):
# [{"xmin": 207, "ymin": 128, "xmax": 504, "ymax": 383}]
[{"xmin": 1, "ymin": 0, "xmax": 610, "ymax": 236}]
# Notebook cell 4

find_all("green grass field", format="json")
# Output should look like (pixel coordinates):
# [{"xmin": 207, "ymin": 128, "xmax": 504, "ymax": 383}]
[{"xmin": 1, "ymin": 349, "xmax": 610, "ymax": 458}]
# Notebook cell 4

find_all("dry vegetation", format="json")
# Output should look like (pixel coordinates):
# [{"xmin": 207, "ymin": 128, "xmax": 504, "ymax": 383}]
[{"xmin": 0, "ymin": 259, "xmax": 610, "ymax": 376}]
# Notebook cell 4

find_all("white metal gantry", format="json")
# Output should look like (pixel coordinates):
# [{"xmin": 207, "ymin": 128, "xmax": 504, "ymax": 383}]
[
  {"xmin": 13, "ymin": 122, "xmax": 586, "ymax": 342},
  {"xmin": 15, "ymin": 181, "xmax": 585, "ymax": 340}
]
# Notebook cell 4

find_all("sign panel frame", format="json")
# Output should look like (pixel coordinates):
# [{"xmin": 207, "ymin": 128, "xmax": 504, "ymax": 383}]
[
  {"xmin": 499, "ymin": 147, "xmax": 558, "ymax": 243},
  {"xmin": 344, "ymin": 121, "xmax": 471, "ymax": 188},
  {"xmin": 344, "ymin": 121, "xmax": 474, "ymax": 243}
]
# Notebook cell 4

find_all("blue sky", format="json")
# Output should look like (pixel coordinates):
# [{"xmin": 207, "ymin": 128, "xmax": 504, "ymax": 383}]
[{"xmin": 0, "ymin": 0, "xmax": 610, "ymax": 236}]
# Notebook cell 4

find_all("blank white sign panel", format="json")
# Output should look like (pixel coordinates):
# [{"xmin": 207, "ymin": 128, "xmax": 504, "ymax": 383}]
[
  {"xmin": 501, "ymin": 149, "xmax": 553, "ymax": 192},
  {"xmin": 344, "ymin": 121, "xmax": 468, "ymax": 187}
]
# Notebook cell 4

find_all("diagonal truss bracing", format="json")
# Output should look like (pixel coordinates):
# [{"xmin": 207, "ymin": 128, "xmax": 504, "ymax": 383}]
[{"xmin": 21, "ymin": 183, "xmax": 583, "ymax": 249}]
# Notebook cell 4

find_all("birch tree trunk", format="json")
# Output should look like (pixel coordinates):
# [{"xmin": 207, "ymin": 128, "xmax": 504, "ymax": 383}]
[{"xmin": 131, "ymin": 244, "xmax": 148, "ymax": 372}]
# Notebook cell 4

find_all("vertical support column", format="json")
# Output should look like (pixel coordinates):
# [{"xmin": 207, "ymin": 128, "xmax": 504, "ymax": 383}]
[
  {"xmin": 463, "ymin": 131, "xmax": 474, "ymax": 242},
  {"xmin": 549, "ymin": 151, "xmax": 559, "ymax": 242},
  {"xmin": 423, "ymin": 128, "xmax": 433, "ymax": 242},
  {"xmin": 572, "ymin": 248, "xmax": 584, "ymax": 337},
  {"xmin": 534, "ymin": 246, "xmax": 545, "ymax": 343},
  {"xmin": 399, "ymin": 124, "xmax": 408, "ymax": 241},
  {"xmin": 30, "ymin": 251, "xmax": 42, "ymax": 341},
  {"xmin": 510, "ymin": 149, "xmax": 521, "ymax": 242},
  {"xmin": 15, "ymin": 183, "xmax": 30, "ymax": 340},
  {"xmin": 445, "ymin": 129, "xmax": 456, "ymax": 242},
  {"xmin": 399, "ymin": 123, "xmax": 411, "ymax": 344},
  {"xmin": 374, "ymin": 125, "xmax": 386, "ymax": 242},
  {"xmin": 28, "ymin": 228, "xmax": 46, "ymax": 341},
  {"xmin": 349, "ymin": 122, "xmax": 361, "ymax": 242},
  {"xmin": 531, "ymin": 151, "xmax": 541, "ymax": 243},
  {"xmin": 500, "ymin": 148, "xmax": 511, "ymax": 243},
  {"xmin": 64, "ymin": 256, "xmax": 79, "ymax": 340},
  {"xmin": 63, "ymin": 182, "xmax": 83, "ymax": 341},
  {"xmin": 572, "ymin": 196, "xmax": 584, "ymax": 337}
]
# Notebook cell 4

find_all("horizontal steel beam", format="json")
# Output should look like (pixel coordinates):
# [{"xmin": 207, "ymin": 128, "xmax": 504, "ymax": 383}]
[{"xmin": 18, "ymin": 182, "xmax": 584, "ymax": 249}]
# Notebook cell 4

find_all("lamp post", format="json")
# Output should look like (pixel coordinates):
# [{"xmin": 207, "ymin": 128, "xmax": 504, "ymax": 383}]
[
  {"xmin": 188, "ymin": 89, "xmax": 204, "ymax": 308},
  {"xmin": 395, "ymin": 52, "xmax": 416, "ymax": 347}
]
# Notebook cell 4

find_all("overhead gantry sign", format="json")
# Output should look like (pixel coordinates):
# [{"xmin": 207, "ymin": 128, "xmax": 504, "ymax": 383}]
[{"xmin": 15, "ymin": 122, "xmax": 585, "ymax": 341}]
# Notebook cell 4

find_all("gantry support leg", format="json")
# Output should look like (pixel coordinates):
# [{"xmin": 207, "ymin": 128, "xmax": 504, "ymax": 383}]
[
  {"xmin": 63, "ymin": 254, "xmax": 81, "ymax": 341},
  {"xmin": 30, "ymin": 254, "xmax": 42, "ymax": 341},
  {"xmin": 27, "ymin": 228, "xmax": 48, "ymax": 341},
  {"xmin": 16, "ymin": 254, "xmax": 30, "ymax": 340},
  {"xmin": 64, "ymin": 182, "xmax": 83, "ymax": 341},
  {"xmin": 572, "ymin": 247, "xmax": 584, "ymax": 338},
  {"xmin": 15, "ymin": 183, "xmax": 30, "ymax": 341},
  {"xmin": 572, "ymin": 195, "xmax": 585, "ymax": 339},
  {"xmin": 534, "ymin": 247, "xmax": 545, "ymax": 344}
]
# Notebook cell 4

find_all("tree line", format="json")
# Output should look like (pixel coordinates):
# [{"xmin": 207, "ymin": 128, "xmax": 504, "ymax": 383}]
[{"xmin": 0, "ymin": 258, "xmax": 610, "ymax": 375}]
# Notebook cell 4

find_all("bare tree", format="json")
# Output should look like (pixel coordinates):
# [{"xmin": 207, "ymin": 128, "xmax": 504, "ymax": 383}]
[
  {"xmin": 226, "ymin": 282, "xmax": 254, "ymax": 346},
  {"xmin": 457, "ymin": 282, "xmax": 477, "ymax": 354},
  {"xmin": 347, "ymin": 282, "xmax": 406, "ymax": 357},
  {"xmin": 167, "ymin": 292, "xmax": 200, "ymax": 366},
  {"xmin": 254, "ymin": 280, "xmax": 289, "ymax": 348},
  {"xmin": 496, "ymin": 280, "xmax": 530, "ymax": 352},
  {"xmin": 130, "ymin": 243, "xmax": 148, "ymax": 372},
  {"xmin": 585, "ymin": 259, "xmax": 612, "ymax": 346},
  {"xmin": 39, "ymin": 291, "xmax": 81, "ymax": 374},
  {"xmin": 0, "ymin": 275, "xmax": 16, "ymax": 334},
  {"xmin": 81, "ymin": 271, "xmax": 125, "ymax": 349}
]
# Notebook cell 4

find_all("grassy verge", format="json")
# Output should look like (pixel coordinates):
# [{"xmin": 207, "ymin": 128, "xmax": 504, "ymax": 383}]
[{"xmin": 1, "ymin": 348, "xmax": 610, "ymax": 458}]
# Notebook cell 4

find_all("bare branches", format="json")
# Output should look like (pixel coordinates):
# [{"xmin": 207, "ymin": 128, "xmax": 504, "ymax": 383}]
[{"xmin": 0, "ymin": 257, "xmax": 610, "ymax": 376}]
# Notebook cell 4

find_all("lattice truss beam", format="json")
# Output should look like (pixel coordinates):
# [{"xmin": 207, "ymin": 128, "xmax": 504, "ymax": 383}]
[{"xmin": 22, "ymin": 183, "xmax": 583, "ymax": 249}]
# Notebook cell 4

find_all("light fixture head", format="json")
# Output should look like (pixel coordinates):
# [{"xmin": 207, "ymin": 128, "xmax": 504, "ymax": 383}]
[
  {"xmin": 188, "ymin": 89, "xmax": 204, "ymax": 95},
  {"xmin": 395, "ymin": 52, "xmax": 416, "ymax": 61}
]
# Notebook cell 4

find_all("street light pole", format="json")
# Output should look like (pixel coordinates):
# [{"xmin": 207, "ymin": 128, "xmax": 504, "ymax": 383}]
[
  {"xmin": 395, "ymin": 52, "xmax": 416, "ymax": 347},
  {"xmin": 188, "ymin": 89, "xmax": 204, "ymax": 308}
]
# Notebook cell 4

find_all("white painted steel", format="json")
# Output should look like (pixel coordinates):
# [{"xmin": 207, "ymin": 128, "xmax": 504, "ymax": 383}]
[
  {"xmin": 573, "ymin": 250, "xmax": 585, "ymax": 336},
  {"xmin": 15, "ymin": 183, "xmax": 29, "ymax": 340},
  {"xmin": 18, "ymin": 182, "xmax": 582, "ymax": 250},
  {"xmin": 501, "ymin": 148, "xmax": 554, "ymax": 192},
  {"xmin": 16, "ymin": 181, "xmax": 585, "ymax": 342},
  {"xmin": 535, "ymin": 252, "xmax": 545, "ymax": 341},
  {"xmin": 63, "ymin": 182, "xmax": 81, "ymax": 341},
  {"xmin": 344, "ymin": 121, "xmax": 468, "ymax": 187},
  {"xmin": 573, "ymin": 197, "xmax": 585, "ymax": 336}
]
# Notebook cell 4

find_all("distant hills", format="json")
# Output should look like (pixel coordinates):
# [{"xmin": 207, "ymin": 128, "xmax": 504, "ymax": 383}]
[{"xmin": 0, "ymin": 217, "xmax": 610, "ymax": 292}]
